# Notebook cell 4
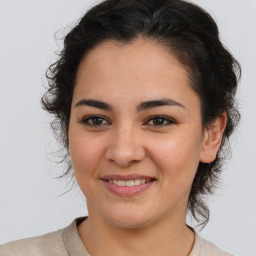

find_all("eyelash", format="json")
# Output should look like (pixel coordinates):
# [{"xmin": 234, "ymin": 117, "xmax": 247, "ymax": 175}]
[
  {"xmin": 146, "ymin": 115, "xmax": 176, "ymax": 126},
  {"xmin": 80, "ymin": 115, "xmax": 110, "ymax": 127},
  {"xmin": 80, "ymin": 115, "xmax": 176, "ymax": 127}
]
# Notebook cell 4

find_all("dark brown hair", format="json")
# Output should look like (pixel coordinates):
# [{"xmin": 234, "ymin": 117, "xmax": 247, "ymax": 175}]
[{"xmin": 42, "ymin": 0, "xmax": 241, "ymax": 228}]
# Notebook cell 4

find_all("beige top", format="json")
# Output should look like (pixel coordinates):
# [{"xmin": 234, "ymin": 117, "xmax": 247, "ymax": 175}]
[{"xmin": 0, "ymin": 217, "xmax": 232, "ymax": 256}]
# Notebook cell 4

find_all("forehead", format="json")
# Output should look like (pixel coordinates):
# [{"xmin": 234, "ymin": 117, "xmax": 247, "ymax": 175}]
[
  {"xmin": 77, "ymin": 38, "xmax": 189, "ymax": 83},
  {"xmin": 74, "ymin": 38, "xmax": 199, "ymax": 111}
]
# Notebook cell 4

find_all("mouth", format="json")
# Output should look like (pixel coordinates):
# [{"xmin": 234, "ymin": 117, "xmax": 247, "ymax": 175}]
[
  {"xmin": 102, "ymin": 178, "xmax": 155, "ymax": 187},
  {"xmin": 100, "ymin": 174, "xmax": 156, "ymax": 196}
]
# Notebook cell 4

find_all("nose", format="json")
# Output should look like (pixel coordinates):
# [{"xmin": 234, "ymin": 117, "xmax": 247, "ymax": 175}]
[{"xmin": 105, "ymin": 126, "xmax": 146, "ymax": 167}]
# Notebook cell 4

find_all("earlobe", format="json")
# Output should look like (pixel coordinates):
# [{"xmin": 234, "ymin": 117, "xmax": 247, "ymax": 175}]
[{"xmin": 200, "ymin": 112, "xmax": 227, "ymax": 163}]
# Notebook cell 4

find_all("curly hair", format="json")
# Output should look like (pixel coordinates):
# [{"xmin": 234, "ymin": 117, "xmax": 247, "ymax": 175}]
[{"xmin": 42, "ymin": 0, "xmax": 241, "ymax": 228}]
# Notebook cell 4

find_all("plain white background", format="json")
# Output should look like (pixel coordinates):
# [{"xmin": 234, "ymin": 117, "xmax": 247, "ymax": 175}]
[{"xmin": 0, "ymin": 0, "xmax": 255, "ymax": 255}]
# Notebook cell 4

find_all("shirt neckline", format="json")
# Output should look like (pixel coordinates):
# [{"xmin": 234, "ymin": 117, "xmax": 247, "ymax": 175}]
[
  {"xmin": 63, "ymin": 217, "xmax": 91, "ymax": 256},
  {"xmin": 63, "ymin": 216, "xmax": 201, "ymax": 256}
]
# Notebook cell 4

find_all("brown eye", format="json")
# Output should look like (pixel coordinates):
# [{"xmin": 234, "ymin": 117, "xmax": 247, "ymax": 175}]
[
  {"xmin": 152, "ymin": 117, "xmax": 165, "ymax": 125},
  {"xmin": 81, "ymin": 115, "xmax": 110, "ymax": 126},
  {"xmin": 91, "ymin": 117, "xmax": 104, "ymax": 125},
  {"xmin": 146, "ymin": 115, "xmax": 175, "ymax": 126}
]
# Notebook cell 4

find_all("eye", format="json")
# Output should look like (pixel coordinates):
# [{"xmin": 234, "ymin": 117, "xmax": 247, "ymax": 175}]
[
  {"xmin": 80, "ymin": 115, "xmax": 110, "ymax": 126},
  {"xmin": 146, "ymin": 115, "xmax": 176, "ymax": 126}
]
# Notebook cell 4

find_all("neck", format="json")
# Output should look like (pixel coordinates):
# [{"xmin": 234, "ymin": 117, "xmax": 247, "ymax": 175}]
[{"xmin": 78, "ymin": 211, "xmax": 195, "ymax": 256}]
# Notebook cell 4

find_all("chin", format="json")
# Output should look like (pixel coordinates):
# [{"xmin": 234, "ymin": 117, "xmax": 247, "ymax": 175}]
[
  {"xmin": 101, "ymin": 207, "xmax": 156, "ymax": 229},
  {"xmin": 109, "ymin": 217, "xmax": 151, "ymax": 229}
]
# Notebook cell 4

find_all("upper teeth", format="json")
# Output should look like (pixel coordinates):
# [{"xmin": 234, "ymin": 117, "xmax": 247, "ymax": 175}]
[{"xmin": 109, "ymin": 179, "xmax": 150, "ymax": 187}]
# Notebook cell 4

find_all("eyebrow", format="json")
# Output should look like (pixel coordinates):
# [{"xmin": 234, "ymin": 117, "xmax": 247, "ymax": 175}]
[
  {"xmin": 74, "ymin": 97, "xmax": 185, "ymax": 111},
  {"xmin": 137, "ymin": 98, "xmax": 185, "ymax": 111},
  {"xmin": 75, "ymin": 99, "xmax": 113, "ymax": 110}
]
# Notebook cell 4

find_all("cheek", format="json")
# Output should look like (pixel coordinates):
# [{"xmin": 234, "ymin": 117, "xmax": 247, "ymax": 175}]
[
  {"xmin": 68, "ymin": 130, "xmax": 105, "ymax": 180},
  {"xmin": 149, "ymin": 132, "xmax": 201, "ymax": 181}
]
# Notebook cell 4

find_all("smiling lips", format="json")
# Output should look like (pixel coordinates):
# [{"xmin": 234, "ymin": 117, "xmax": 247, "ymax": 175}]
[
  {"xmin": 101, "ymin": 174, "xmax": 156, "ymax": 196},
  {"xmin": 109, "ymin": 179, "xmax": 150, "ymax": 187}
]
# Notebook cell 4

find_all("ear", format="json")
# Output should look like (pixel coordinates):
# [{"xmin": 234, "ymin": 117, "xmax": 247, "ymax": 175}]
[{"xmin": 200, "ymin": 112, "xmax": 227, "ymax": 163}]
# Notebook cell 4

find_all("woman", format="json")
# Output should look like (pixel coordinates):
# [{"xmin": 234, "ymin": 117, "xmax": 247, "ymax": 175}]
[{"xmin": 0, "ymin": 0, "xmax": 240, "ymax": 255}]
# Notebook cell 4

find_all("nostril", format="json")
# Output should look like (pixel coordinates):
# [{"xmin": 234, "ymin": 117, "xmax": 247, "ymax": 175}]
[{"xmin": 105, "ymin": 140, "xmax": 146, "ymax": 167}]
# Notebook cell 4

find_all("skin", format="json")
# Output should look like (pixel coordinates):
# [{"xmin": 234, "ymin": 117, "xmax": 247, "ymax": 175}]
[{"xmin": 68, "ymin": 38, "xmax": 226, "ymax": 256}]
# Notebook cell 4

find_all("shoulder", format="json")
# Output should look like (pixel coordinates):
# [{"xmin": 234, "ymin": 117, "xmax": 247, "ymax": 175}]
[
  {"xmin": 0, "ymin": 228, "xmax": 68, "ymax": 256},
  {"xmin": 200, "ymin": 236, "xmax": 233, "ymax": 256},
  {"xmin": 190, "ymin": 232, "xmax": 233, "ymax": 256}
]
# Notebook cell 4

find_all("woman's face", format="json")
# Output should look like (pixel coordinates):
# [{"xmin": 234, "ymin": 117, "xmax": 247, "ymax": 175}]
[{"xmin": 69, "ymin": 38, "xmax": 210, "ymax": 228}]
